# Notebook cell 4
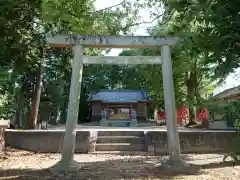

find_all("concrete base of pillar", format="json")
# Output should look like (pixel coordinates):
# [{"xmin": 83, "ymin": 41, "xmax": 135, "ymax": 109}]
[
  {"xmin": 130, "ymin": 119, "xmax": 138, "ymax": 127},
  {"xmin": 50, "ymin": 160, "xmax": 81, "ymax": 173},
  {"xmin": 155, "ymin": 158, "xmax": 200, "ymax": 173},
  {"xmin": 99, "ymin": 119, "xmax": 108, "ymax": 126}
]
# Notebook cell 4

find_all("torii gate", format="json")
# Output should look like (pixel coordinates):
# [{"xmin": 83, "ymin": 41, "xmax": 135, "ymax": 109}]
[{"xmin": 46, "ymin": 35, "xmax": 184, "ymax": 171}]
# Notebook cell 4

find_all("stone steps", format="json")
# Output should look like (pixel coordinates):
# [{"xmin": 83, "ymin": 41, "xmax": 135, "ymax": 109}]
[
  {"xmin": 97, "ymin": 136, "xmax": 144, "ymax": 144},
  {"xmin": 95, "ymin": 131, "xmax": 146, "ymax": 152},
  {"xmin": 95, "ymin": 143, "xmax": 145, "ymax": 151},
  {"xmin": 90, "ymin": 151, "xmax": 151, "ymax": 155},
  {"xmin": 97, "ymin": 131, "xmax": 144, "ymax": 137}
]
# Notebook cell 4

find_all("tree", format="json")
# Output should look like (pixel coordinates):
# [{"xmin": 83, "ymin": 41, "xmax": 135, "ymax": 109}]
[
  {"xmin": 146, "ymin": 3, "xmax": 219, "ymax": 125},
  {"xmin": 158, "ymin": 0, "xmax": 240, "ymax": 79},
  {"xmin": 0, "ymin": 0, "xmax": 146, "ymax": 128},
  {"xmin": 0, "ymin": 0, "xmax": 43, "ymax": 127},
  {"xmin": 78, "ymin": 83, "xmax": 90, "ymax": 124},
  {"xmin": 113, "ymin": 1, "xmax": 220, "ymax": 125}
]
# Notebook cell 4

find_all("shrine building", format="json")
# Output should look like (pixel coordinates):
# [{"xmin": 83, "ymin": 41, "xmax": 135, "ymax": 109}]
[{"xmin": 88, "ymin": 89, "xmax": 151, "ymax": 126}]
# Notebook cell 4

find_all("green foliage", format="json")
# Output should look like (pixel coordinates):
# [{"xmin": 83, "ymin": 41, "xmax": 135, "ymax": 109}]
[
  {"xmin": 0, "ymin": 0, "xmax": 147, "ymax": 126},
  {"xmin": 0, "ymin": 94, "xmax": 8, "ymax": 117},
  {"xmin": 42, "ymin": 0, "xmax": 139, "ymax": 35},
  {"xmin": 78, "ymin": 84, "xmax": 90, "ymax": 123},
  {"xmin": 160, "ymin": 0, "xmax": 240, "ymax": 79},
  {"xmin": 219, "ymin": 101, "xmax": 240, "ymax": 127},
  {"xmin": 1, "ymin": 0, "xmax": 239, "ymax": 128},
  {"xmin": 117, "ymin": 47, "xmax": 187, "ymax": 109},
  {"xmin": 0, "ymin": 0, "xmax": 42, "ymax": 69},
  {"xmin": 146, "ymin": 1, "xmax": 221, "ymax": 123}
]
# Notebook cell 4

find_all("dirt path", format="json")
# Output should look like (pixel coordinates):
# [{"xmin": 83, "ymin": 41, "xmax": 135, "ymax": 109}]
[{"xmin": 1, "ymin": 149, "xmax": 240, "ymax": 180}]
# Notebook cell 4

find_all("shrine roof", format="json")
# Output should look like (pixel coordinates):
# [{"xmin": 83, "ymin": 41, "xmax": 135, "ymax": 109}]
[
  {"xmin": 89, "ymin": 89, "xmax": 151, "ymax": 103},
  {"xmin": 213, "ymin": 85, "xmax": 240, "ymax": 99}
]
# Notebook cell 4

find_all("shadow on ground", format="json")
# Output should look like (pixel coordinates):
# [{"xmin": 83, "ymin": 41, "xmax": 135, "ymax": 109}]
[{"xmin": 0, "ymin": 157, "xmax": 239, "ymax": 180}]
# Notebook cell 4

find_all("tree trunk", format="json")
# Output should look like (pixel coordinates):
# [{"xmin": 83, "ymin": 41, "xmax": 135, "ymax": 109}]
[
  {"xmin": 59, "ymin": 83, "xmax": 69, "ymax": 124},
  {"xmin": 186, "ymin": 74, "xmax": 197, "ymax": 126},
  {"xmin": 60, "ymin": 102, "xmax": 67, "ymax": 124},
  {"xmin": 15, "ymin": 95, "xmax": 24, "ymax": 127},
  {"xmin": 15, "ymin": 77, "xmax": 29, "ymax": 128},
  {"xmin": 186, "ymin": 84, "xmax": 197, "ymax": 126},
  {"xmin": 28, "ymin": 64, "xmax": 44, "ymax": 129},
  {"xmin": 48, "ymin": 107, "xmax": 58, "ymax": 125}
]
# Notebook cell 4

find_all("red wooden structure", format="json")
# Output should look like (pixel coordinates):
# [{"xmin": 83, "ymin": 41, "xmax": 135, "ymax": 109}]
[
  {"xmin": 157, "ymin": 111, "xmax": 165, "ymax": 124},
  {"xmin": 157, "ymin": 105, "xmax": 190, "ymax": 125},
  {"xmin": 197, "ymin": 107, "xmax": 209, "ymax": 122},
  {"xmin": 177, "ymin": 105, "xmax": 189, "ymax": 125},
  {"xmin": 158, "ymin": 111, "xmax": 165, "ymax": 119},
  {"xmin": 157, "ymin": 106, "xmax": 208, "ymax": 125}
]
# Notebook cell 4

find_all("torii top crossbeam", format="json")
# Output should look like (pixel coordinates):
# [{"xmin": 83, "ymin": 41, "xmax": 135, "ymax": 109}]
[{"xmin": 46, "ymin": 34, "xmax": 178, "ymax": 48}]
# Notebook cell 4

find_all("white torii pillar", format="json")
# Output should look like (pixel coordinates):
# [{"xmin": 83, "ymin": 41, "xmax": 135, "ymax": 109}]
[
  {"xmin": 53, "ymin": 44, "xmax": 84, "ymax": 171},
  {"xmin": 161, "ymin": 45, "xmax": 185, "ymax": 168}
]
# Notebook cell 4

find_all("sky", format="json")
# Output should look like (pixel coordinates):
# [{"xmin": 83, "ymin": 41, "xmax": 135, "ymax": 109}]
[{"xmin": 94, "ymin": 0, "xmax": 240, "ymax": 95}]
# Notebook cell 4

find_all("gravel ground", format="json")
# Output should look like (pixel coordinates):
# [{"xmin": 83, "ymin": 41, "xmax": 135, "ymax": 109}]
[{"xmin": 1, "ymin": 149, "xmax": 240, "ymax": 180}]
